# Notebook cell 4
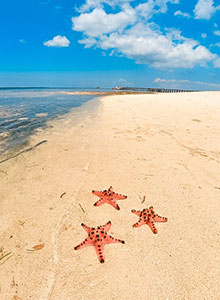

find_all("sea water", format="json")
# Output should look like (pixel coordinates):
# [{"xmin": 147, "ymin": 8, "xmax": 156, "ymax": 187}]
[{"xmin": 0, "ymin": 88, "xmax": 99, "ymax": 156}]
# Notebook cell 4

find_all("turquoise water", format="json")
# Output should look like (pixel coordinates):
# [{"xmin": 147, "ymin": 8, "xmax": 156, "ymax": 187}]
[{"xmin": 0, "ymin": 88, "xmax": 99, "ymax": 155}]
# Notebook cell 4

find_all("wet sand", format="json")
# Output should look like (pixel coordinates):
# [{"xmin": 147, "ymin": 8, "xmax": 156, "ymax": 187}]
[{"xmin": 0, "ymin": 92, "xmax": 220, "ymax": 300}]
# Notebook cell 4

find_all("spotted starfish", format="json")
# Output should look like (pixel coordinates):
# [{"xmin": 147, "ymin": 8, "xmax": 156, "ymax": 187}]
[
  {"xmin": 131, "ymin": 206, "xmax": 168, "ymax": 234},
  {"xmin": 74, "ymin": 221, "xmax": 125, "ymax": 263},
  {"xmin": 92, "ymin": 186, "xmax": 127, "ymax": 210}
]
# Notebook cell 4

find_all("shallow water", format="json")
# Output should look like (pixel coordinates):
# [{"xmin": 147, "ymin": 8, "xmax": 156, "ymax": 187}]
[{"xmin": 0, "ymin": 88, "xmax": 98, "ymax": 155}]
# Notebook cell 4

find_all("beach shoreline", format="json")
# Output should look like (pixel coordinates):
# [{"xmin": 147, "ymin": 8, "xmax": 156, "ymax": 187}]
[
  {"xmin": 0, "ymin": 93, "xmax": 101, "ymax": 163},
  {"xmin": 0, "ymin": 91, "xmax": 220, "ymax": 300}
]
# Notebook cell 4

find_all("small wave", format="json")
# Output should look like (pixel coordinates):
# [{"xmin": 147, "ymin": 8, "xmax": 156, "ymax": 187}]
[
  {"xmin": 18, "ymin": 117, "xmax": 29, "ymax": 121},
  {"xmin": 7, "ymin": 119, "xmax": 31, "ymax": 130},
  {"xmin": 0, "ymin": 131, "xmax": 11, "ymax": 141},
  {"xmin": 35, "ymin": 113, "xmax": 48, "ymax": 117},
  {"xmin": 0, "ymin": 111, "xmax": 21, "ymax": 118}
]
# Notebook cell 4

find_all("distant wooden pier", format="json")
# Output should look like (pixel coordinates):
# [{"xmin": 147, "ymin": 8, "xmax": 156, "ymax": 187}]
[{"xmin": 113, "ymin": 87, "xmax": 195, "ymax": 93}]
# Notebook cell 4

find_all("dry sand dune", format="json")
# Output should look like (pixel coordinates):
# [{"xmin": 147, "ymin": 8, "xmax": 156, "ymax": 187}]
[{"xmin": 0, "ymin": 92, "xmax": 220, "ymax": 300}]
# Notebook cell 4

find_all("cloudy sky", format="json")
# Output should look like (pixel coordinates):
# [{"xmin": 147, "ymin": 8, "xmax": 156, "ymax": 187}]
[{"xmin": 1, "ymin": 0, "xmax": 220, "ymax": 89}]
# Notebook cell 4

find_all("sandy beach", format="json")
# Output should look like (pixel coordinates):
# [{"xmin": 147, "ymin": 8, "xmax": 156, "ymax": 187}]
[{"xmin": 0, "ymin": 91, "xmax": 220, "ymax": 300}]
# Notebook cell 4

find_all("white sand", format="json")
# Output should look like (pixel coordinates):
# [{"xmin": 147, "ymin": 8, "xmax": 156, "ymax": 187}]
[{"xmin": 0, "ymin": 92, "xmax": 220, "ymax": 300}]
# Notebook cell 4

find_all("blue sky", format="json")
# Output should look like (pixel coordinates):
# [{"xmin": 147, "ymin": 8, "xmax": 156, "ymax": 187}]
[{"xmin": 1, "ymin": 0, "xmax": 220, "ymax": 89}]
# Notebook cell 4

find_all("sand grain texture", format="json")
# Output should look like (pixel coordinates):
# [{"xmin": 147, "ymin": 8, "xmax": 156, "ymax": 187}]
[{"xmin": 0, "ymin": 92, "xmax": 220, "ymax": 300}]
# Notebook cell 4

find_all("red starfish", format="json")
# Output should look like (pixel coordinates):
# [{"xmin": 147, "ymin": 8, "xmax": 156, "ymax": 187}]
[
  {"xmin": 92, "ymin": 186, "xmax": 127, "ymax": 210},
  {"xmin": 131, "ymin": 206, "xmax": 168, "ymax": 234},
  {"xmin": 74, "ymin": 221, "xmax": 125, "ymax": 263}
]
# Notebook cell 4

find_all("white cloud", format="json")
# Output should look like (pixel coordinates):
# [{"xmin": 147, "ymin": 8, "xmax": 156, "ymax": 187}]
[
  {"xmin": 72, "ymin": 0, "xmax": 218, "ymax": 69},
  {"xmin": 72, "ymin": 7, "xmax": 136, "ymax": 37},
  {"xmin": 154, "ymin": 77, "xmax": 220, "ymax": 88},
  {"xmin": 214, "ymin": 30, "xmax": 220, "ymax": 36},
  {"xmin": 136, "ymin": 0, "xmax": 179, "ymax": 18},
  {"xmin": 43, "ymin": 35, "xmax": 70, "ymax": 47},
  {"xmin": 77, "ymin": 22, "xmax": 216, "ymax": 68},
  {"xmin": 201, "ymin": 33, "xmax": 207, "ymax": 38},
  {"xmin": 118, "ymin": 78, "xmax": 128, "ymax": 83},
  {"xmin": 194, "ymin": 0, "xmax": 220, "ymax": 20},
  {"xmin": 154, "ymin": 78, "xmax": 189, "ymax": 83},
  {"xmin": 174, "ymin": 10, "xmax": 190, "ymax": 18},
  {"xmin": 73, "ymin": 0, "xmax": 180, "ymax": 35},
  {"xmin": 77, "ymin": 0, "xmax": 179, "ymax": 14},
  {"xmin": 79, "ymin": 37, "xmax": 97, "ymax": 48},
  {"xmin": 76, "ymin": 0, "xmax": 134, "ymax": 13},
  {"xmin": 213, "ymin": 57, "xmax": 220, "ymax": 67}
]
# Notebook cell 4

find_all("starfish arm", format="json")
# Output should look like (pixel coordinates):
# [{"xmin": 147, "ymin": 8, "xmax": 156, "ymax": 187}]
[
  {"xmin": 132, "ymin": 218, "xmax": 145, "ymax": 228},
  {"xmin": 81, "ymin": 223, "xmax": 91, "ymax": 233},
  {"xmin": 92, "ymin": 190, "xmax": 104, "ymax": 198},
  {"xmin": 147, "ymin": 220, "xmax": 158, "ymax": 234},
  {"xmin": 113, "ymin": 194, "xmax": 127, "ymax": 200},
  {"xmin": 103, "ymin": 221, "xmax": 111, "ymax": 232},
  {"xmin": 94, "ymin": 242, "xmax": 105, "ymax": 263},
  {"xmin": 154, "ymin": 214, "xmax": 168, "ymax": 222},
  {"xmin": 105, "ymin": 235, "xmax": 125, "ymax": 245},
  {"xmin": 113, "ymin": 193, "xmax": 127, "ymax": 200},
  {"xmin": 109, "ymin": 200, "xmax": 120, "ymax": 210},
  {"xmin": 74, "ymin": 238, "xmax": 92, "ymax": 250},
  {"xmin": 94, "ymin": 197, "xmax": 106, "ymax": 207},
  {"xmin": 131, "ymin": 209, "xmax": 142, "ymax": 217}
]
